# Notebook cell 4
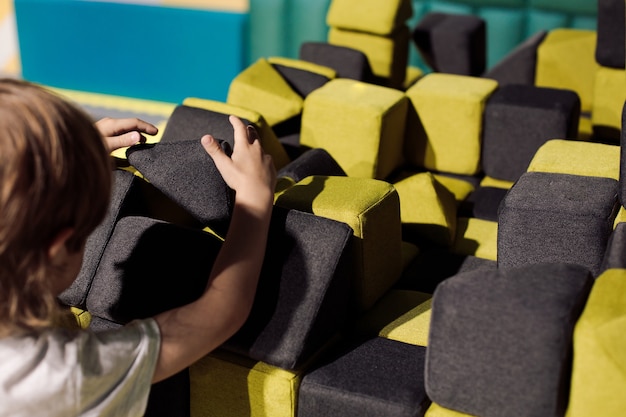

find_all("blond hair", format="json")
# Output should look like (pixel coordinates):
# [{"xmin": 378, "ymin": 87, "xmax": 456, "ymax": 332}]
[{"xmin": 0, "ymin": 79, "xmax": 112, "ymax": 336}]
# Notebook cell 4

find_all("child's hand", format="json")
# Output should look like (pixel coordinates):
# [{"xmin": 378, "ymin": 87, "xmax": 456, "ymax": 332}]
[
  {"xmin": 201, "ymin": 115, "xmax": 276, "ymax": 208},
  {"xmin": 95, "ymin": 117, "xmax": 159, "ymax": 152}
]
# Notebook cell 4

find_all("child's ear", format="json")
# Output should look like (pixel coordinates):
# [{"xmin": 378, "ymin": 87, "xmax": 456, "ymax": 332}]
[{"xmin": 47, "ymin": 228, "xmax": 75, "ymax": 262}]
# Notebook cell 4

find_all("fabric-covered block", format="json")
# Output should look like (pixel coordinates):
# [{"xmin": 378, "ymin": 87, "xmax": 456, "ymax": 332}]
[
  {"xmin": 620, "ymin": 102, "xmax": 626, "ymax": 206},
  {"xmin": 426, "ymin": 263, "xmax": 594, "ymax": 417},
  {"xmin": 59, "ymin": 169, "xmax": 144, "ymax": 308},
  {"xmin": 357, "ymin": 290, "xmax": 432, "ymax": 347},
  {"xmin": 482, "ymin": 84, "xmax": 581, "ymax": 182},
  {"xmin": 181, "ymin": 97, "xmax": 291, "ymax": 169},
  {"xmin": 190, "ymin": 349, "xmax": 304, "ymax": 417},
  {"xmin": 412, "ymin": 12, "xmax": 486, "ymax": 76},
  {"xmin": 404, "ymin": 73, "xmax": 498, "ymax": 175},
  {"xmin": 326, "ymin": 0, "xmax": 413, "ymax": 36},
  {"xmin": 298, "ymin": 337, "xmax": 430, "ymax": 417},
  {"xmin": 451, "ymin": 217, "xmax": 498, "ymax": 261},
  {"xmin": 299, "ymin": 42, "xmax": 375, "ymax": 83},
  {"xmin": 566, "ymin": 268, "xmax": 626, "ymax": 417},
  {"xmin": 393, "ymin": 172, "xmax": 457, "ymax": 247},
  {"xmin": 300, "ymin": 78, "xmax": 408, "ymax": 179},
  {"xmin": 498, "ymin": 171, "xmax": 620, "ymax": 276},
  {"xmin": 483, "ymin": 30, "xmax": 547, "ymax": 85},
  {"xmin": 535, "ymin": 29, "xmax": 599, "ymax": 113},
  {"xmin": 126, "ymin": 140, "xmax": 235, "ymax": 235},
  {"xmin": 85, "ymin": 216, "xmax": 221, "ymax": 324},
  {"xmin": 276, "ymin": 148, "xmax": 346, "ymax": 186},
  {"xmin": 591, "ymin": 66, "xmax": 626, "ymax": 142},
  {"xmin": 595, "ymin": 0, "xmax": 625, "ymax": 69},
  {"xmin": 527, "ymin": 139, "xmax": 620, "ymax": 180},
  {"xmin": 221, "ymin": 207, "xmax": 353, "ymax": 370},
  {"xmin": 328, "ymin": 26, "xmax": 410, "ymax": 89},
  {"xmin": 275, "ymin": 175, "xmax": 403, "ymax": 313}
]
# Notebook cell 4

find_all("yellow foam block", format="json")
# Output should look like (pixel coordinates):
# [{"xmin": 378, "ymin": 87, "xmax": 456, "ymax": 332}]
[
  {"xmin": 227, "ymin": 58, "xmax": 304, "ymax": 127},
  {"xmin": 535, "ymin": 29, "xmax": 599, "ymax": 113},
  {"xmin": 393, "ymin": 172, "xmax": 458, "ymax": 247},
  {"xmin": 592, "ymin": 66, "xmax": 626, "ymax": 136},
  {"xmin": 328, "ymin": 26, "xmax": 410, "ymax": 89},
  {"xmin": 452, "ymin": 217, "xmax": 498, "ymax": 261},
  {"xmin": 431, "ymin": 174, "xmax": 475, "ymax": 204},
  {"xmin": 183, "ymin": 96, "xmax": 291, "ymax": 169},
  {"xmin": 405, "ymin": 73, "xmax": 498, "ymax": 176},
  {"xmin": 479, "ymin": 175, "xmax": 514, "ymax": 190},
  {"xmin": 527, "ymin": 139, "xmax": 620, "ymax": 180},
  {"xmin": 301, "ymin": 78, "xmax": 408, "ymax": 179},
  {"xmin": 190, "ymin": 350, "xmax": 302, "ymax": 417},
  {"xmin": 275, "ymin": 175, "xmax": 403, "ymax": 312},
  {"xmin": 357, "ymin": 289, "xmax": 432, "ymax": 347},
  {"xmin": 326, "ymin": 0, "xmax": 412, "ymax": 36},
  {"xmin": 425, "ymin": 402, "xmax": 475, "ymax": 417},
  {"xmin": 566, "ymin": 268, "xmax": 626, "ymax": 417}
]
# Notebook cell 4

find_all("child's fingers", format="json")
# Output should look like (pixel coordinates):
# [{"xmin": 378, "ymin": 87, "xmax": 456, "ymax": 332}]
[
  {"xmin": 201, "ymin": 134, "xmax": 232, "ymax": 174},
  {"xmin": 229, "ymin": 115, "xmax": 250, "ymax": 146}
]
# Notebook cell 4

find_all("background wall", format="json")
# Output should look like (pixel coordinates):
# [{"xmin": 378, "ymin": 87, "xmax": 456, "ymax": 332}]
[{"xmin": 5, "ymin": 0, "xmax": 598, "ymax": 102}]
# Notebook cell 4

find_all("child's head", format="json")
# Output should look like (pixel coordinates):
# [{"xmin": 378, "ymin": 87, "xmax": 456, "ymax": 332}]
[{"xmin": 0, "ymin": 78, "xmax": 112, "ymax": 336}]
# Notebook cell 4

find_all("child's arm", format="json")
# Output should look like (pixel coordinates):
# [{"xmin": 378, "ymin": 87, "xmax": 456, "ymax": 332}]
[{"xmin": 151, "ymin": 115, "xmax": 276, "ymax": 383}]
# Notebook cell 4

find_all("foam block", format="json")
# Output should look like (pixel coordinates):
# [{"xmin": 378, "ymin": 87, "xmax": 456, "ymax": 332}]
[
  {"xmin": 498, "ymin": 171, "xmax": 620, "ymax": 276},
  {"xmin": 404, "ymin": 73, "xmax": 498, "ymax": 175},
  {"xmin": 599, "ymin": 222, "xmax": 626, "ymax": 271},
  {"xmin": 326, "ymin": 0, "xmax": 413, "ymax": 36},
  {"xmin": 412, "ymin": 12, "xmax": 486, "ymax": 76},
  {"xmin": 483, "ymin": 30, "xmax": 547, "ymax": 85},
  {"xmin": 426, "ymin": 263, "xmax": 593, "ymax": 417},
  {"xmin": 482, "ymin": 84, "xmax": 581, "ymax": 182},
  {"xmin": 300, "ymin": 78, "xmax": 408, "ymax": 179},
  {"xmin": 298, "ymin": 337, "xmax": 430, "ymax": 417},
  {"xmin": 299, "ymin": 42, "xmax": 375, "ymax": 83},
  {"xmin": 595, "ymin": 0, "xmax": 625, "ymax": 69}
]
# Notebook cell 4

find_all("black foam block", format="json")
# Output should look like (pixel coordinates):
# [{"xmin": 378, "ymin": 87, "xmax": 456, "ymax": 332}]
[
  {"xmin": 595, "ymin": 0, "xmax": 625, "ymax": 68},
  {"xmin": 482, "ymin": 84, "xmax": 581, "ymax": 182},
  {"xmin": 126, "ymin": 140, "xmax": 234, "ymax": 234},
  {"xmin": 483, "ymin": 30, "xmax": 547, "ymax": 85},
  {"xmin": 277, "ymin": 148, "xmax": 347, "ymax": 183},
  {"xmin": 85, "ymin": 216, "xmax": 221, "ymax": 324},
  {"xmin": 498, "ymin": 172, "xmax": 619, "ymax": 276},
  {"xmin": 412, "ymin": 12, "xmax": 486, "ymax": 76},
  {"xmin": 59, "ymin": 169, "xmax": 145, "ymax": 308},
  {"xmin": 426, "ymin": 263, "xmax": 593, "ymax": 417},
  {"xmin": 619, "ymin": 101, "xmax": 626, "ymax": 205},
  {"xmin": 298, "ymin": 337, "xmax": 430, "ymax": 417},
  {"xmin": 299, "ymin": 42, "xmax": 375, "ymax": 83},
  {"xmin": 159, "ymin": 104, "xmax": 243, "ymax": 146},
  {"xmin": 600, "ymin": 222, "xmax": 626, "ymax": 272},
  {"xmin": 271, "ymin": 62, "xmax": 332, "ymax": 98},
  {"xmin": 222, "ymin": 207, "xmax": 353, "ymax": 370},
  {"xmin": 458, "ymin": 186, "xmax": 509, "ymax": 222}
]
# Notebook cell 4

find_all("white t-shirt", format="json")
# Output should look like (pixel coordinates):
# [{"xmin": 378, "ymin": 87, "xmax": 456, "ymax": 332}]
[{"xmin": 0, "ymin": 318, "xmax": 161, "ymax": 417}]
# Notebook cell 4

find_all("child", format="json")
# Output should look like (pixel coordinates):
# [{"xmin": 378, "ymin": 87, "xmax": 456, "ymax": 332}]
[{"xmin": 0, "ymin": 78, "xmax": 276, "ymax": 416}]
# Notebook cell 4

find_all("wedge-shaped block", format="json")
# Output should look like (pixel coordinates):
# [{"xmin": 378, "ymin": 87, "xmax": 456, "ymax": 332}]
[
  {"xmin": 527, "ymin": 139, "xmax": 620, "ymax": 180},
  {"xmin": 181, "ymin": 98, "xmax": 291, "ymax": 169},
  {"xmin": 452, "ymin": 217, "xmax": 498, "ymax": 261},
  {"xmin": 299, "ymin": 41, "xmax": 375, "ymax": 83},
  {"xmin": 127, "ymin": 140, "xmax": 235, "ymax": 234},
  {"xmin": 275, "ymin": 175, "xmax": 403, "ymax": 312},
  {"xmin": 328, "ymin": 26, "xmax": 410, "ymax": 89},
  {"xmin": 393, "ymin": 172, "xmax": 457, "ymax": 247},
  {"xmin": 567, "ymin": 268, "xmax": 626, "ymax": 417},
  {"xmin": 298, "ymin": 337, "xmax": 430, "ymax": 417},
  {"xmin": 326, "ymin": 0, "xmax": 413, "ymax": 36},
  {"xmin": 301, "ymin": 79, "xmax": 408, "ymax": 179},
  {"xmin": 535, "ymin": 29, "xmax": 599, "ymax": 113},
  {"xmin": 222, "ymin": 207, "xmax": 353, "ymax": 370},
  {"xmin": 357, "ymin": 289, "xmax": 432, "ymax": 347},
  {"xmin": 498, "ymin": 172, "xmax": 620, "ymax": 276},
  {"xmin": 591, "ymin": 66, "xmax": 626, "ymax": 142},
  {"xmin": 482, "ymin": 84, "xmax": 581, "ymax": 182},
  {"xmin": 227, "ymin": 57, "xmax": 333, "ymax": 132},
  {"xmin": 483, "ymin": 30, "xmax": 547, "ymax": 86},
  {"xmin": 426, "ymin": 263, "xmax": 594, "ymax": 417},
  {"xmin": 405, "ymin": 73, "xmax": 498, "ymax": 175}
]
